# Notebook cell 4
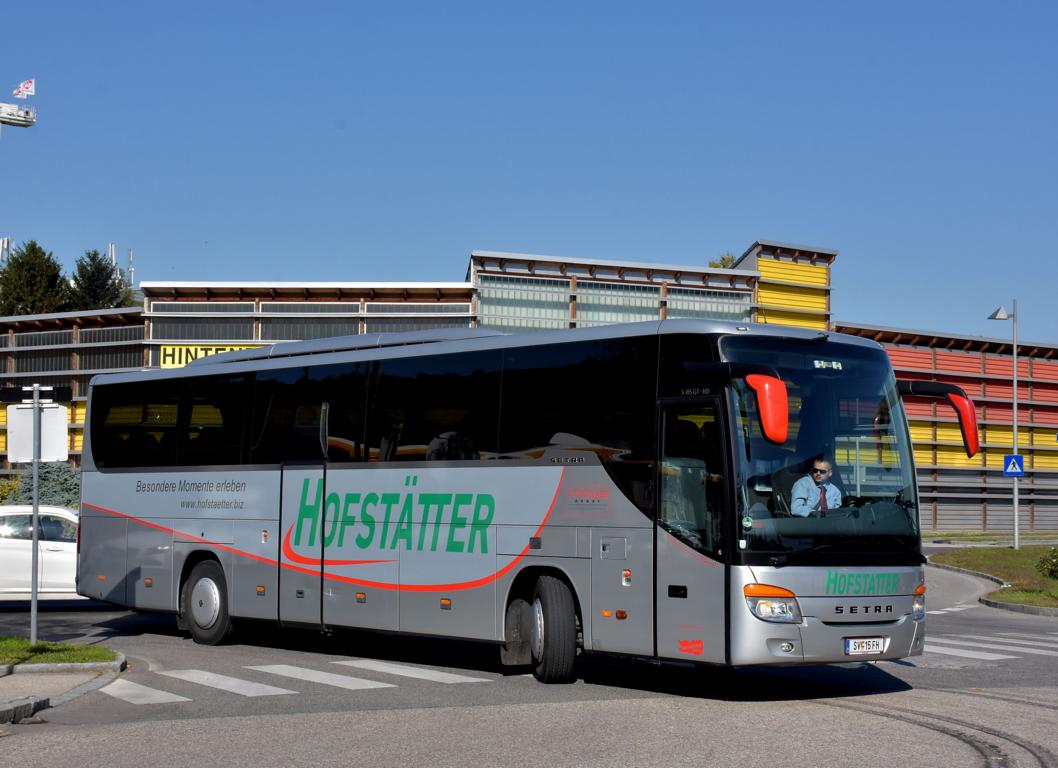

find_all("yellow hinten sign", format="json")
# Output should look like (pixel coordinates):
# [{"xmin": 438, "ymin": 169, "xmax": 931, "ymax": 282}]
[{"xmin": 159, "ymin": 344, "xmax": 261, "ymax": 369}]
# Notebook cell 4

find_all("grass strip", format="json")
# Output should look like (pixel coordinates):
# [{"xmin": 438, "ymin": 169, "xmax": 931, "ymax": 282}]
[
  {"xmin": 924, "ymin": 532, "xmax": 1058, "ymax": 542},
  {"xmin": 0, "ymin": 636, "xmax": 116, "ymax": 666},
  {"xmin": 931, "ymin": 546, "xmax": 1058, "ymax": 608}
]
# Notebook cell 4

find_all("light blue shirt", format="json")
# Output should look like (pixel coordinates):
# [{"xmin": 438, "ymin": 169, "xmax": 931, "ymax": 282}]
[{"xmin": 790, "ymin": 475, "xmax": 842, "ymax": 517}]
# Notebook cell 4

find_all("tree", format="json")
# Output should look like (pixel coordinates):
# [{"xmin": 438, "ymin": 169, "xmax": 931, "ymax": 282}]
[
  {"xmin": 0, "ymin": 474, "xmax": 20, "ymax": 505},
  {"xmin": 0, "ymin": 240, "xmax": 70, "ymax": 315},
  {"xmin": 12, "ymin": 462, "xmax": 80, "ymax": 508},
  {"xmin": 70, "ymin": 249, "xmax": 134, "ymax": 310},
  {"xmin": 708, "ymin": 252, "xmax": 737, "ymax": 269}
]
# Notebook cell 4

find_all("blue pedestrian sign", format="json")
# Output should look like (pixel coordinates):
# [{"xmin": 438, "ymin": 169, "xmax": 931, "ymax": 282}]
[{"xmin": 1003, "ymin": 454, "xmax": 1025, "ymax": 477}]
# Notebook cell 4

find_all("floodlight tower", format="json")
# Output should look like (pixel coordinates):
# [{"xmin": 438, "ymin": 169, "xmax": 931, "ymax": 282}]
[{"xmin": 0, "ymin": 101, "xmax": 36, "ymax": 138}]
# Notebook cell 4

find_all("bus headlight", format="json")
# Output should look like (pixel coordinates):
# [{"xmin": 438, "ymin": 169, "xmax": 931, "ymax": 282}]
[{"xmin": 744, "ymin": 584, "xmax": 802, "ymax": 624}]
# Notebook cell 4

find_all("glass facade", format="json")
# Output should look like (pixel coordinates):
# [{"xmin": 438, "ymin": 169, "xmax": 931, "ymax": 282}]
[
  {"xmin": 477, "ymin": 275, "xmax": 570, "ymax": 330},
  {"xmin": 365, "ymin": 317, "xmax": 471, "ymax": 334},
  {"xmin": 576, "ymin": 281, "xmax": 660, "ymax": 326},
  {"xmin": 668, "ymin": 287, "xmax": 752, "ymax": 322},
  {"xmin": 260, "ymin": 317, "xmax": 360, "ymax": 341},
  {"xmin": 151, "ymin": 317, "xmax": 256, "ymax": 340}
]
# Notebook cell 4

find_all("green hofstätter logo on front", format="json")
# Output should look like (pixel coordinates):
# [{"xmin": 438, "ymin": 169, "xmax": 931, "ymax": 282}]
[{"xmin": 825, "ymin": 569, "xmax": 899, "ymax": 595}]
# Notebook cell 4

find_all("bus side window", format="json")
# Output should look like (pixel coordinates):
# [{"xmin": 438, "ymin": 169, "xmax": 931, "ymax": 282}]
[
  {"xmin": 365, "ymin": 350, "xmax": 501, "ymax": 463},
  {"xmin": 180, "ymin": 373, "xmax": 253, "ymax": 466},
  {"xmin": 249, "ymin": 362, "xmax": 367, "ymax": 464},
  {"xmin": 91, "ymin": 380, "xmax": 180, "ymax": 468}
]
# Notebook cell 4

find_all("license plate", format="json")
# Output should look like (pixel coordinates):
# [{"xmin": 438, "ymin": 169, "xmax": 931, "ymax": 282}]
[{"xmin": 845, "ymin": 637, "xmax": 884, "ymax": 655}]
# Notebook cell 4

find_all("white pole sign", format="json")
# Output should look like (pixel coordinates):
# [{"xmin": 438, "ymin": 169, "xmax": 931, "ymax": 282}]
[{"xmin": 7, "ymin": 404, "xmax": 69, "ymax": 462}]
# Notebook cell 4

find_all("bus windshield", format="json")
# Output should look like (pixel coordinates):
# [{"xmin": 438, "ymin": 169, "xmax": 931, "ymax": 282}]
[{"xmin": 721, "ymin": 335, "xmax": 920, "ymax": 565}]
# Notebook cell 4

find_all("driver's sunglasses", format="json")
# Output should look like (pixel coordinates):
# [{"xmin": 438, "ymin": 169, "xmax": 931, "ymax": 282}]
[{"xmin": 811, "ymin": 467, "xmax": 829, "ymax": 474}]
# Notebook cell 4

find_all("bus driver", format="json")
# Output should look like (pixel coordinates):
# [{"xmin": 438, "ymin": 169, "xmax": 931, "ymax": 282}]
[{"xmin": 791, "ymin": 457, "xmax": 842, "ymax": 517}]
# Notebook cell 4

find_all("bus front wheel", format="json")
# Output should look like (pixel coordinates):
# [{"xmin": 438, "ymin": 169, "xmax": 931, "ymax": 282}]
[
  {"xmin": 181, "ymin": 560, "xmax": 233, "ymax": 645},
  {"xmin": 530, "ymin": 575, "xmax": 576, "ymax": 683}
]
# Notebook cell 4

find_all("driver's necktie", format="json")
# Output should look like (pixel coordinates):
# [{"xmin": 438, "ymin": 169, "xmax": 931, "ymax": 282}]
[{"xmin": 819, "ymin": 486, "xmax": 828, "ymax": 517}]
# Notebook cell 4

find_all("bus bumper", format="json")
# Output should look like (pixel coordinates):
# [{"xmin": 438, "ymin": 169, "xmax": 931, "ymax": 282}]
[{"xmin": 729, "ymin": 614, "xmax": 925, "ymax": 666}]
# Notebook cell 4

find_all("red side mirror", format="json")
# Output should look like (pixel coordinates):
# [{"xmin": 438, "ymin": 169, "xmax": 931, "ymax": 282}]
[
  {"xmin": 745, "ymin": 373, "xmax": 789, "ymax": 445},
  {"xmin": 897, "ymin": 380, "xmax": 979, "ymax": 458},
  {"xmin": 945, "ymin": 392, "xmax": 980, "ymax": 458}
]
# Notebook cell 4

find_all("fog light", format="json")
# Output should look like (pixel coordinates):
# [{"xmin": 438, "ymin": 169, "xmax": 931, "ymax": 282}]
[
  {"xmin": 912, "ymin": 596, "xmax": 925, "ymax": 621},
  {"xmin": 780, "ymin": 641, "xmax": 795, "ymax": 653}
]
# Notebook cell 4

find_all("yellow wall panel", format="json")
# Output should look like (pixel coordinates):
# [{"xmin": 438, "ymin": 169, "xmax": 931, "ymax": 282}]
[
  {"xmin": 1031, "ymin": 428, "xmax": 1057, "ymax": 446},
  {"xmin": 72, "ymin": 402, "xmax": 87, "ymax": 423},
  {"xmin": 936, "ymin": 424, "xmax": 965, "ymax": 443},
  {"xmin": 0, "ymin": 408, "xmax": 5, "ymax": 426},
  {"xmin": 938, "ymin": 445, "xmax": 982, "ymax": 467},
  {"xmin": 757, "ymin": 260, "xmax": 829, "ymax": 286},
  {"xmin": 0, "ymin": 433, "xmax": 5, "ymax": 451},
  {"xmin": 757, "ymin": 284, "xmax": 828, "ymax": 311},
  {"xmin": 914, "ymin": 447, "xmax": 934, "ymax": 466},
  {"xmin": 985, "ymin": 426, "xmax": 1013, "ymax": 447},
  {"xmin": 70, "ymin": 429, "xmax": 83, "ymax": 451},
  {"xmin": 755, "ymin": 308, "xmax": 827, "ymax": 330},
  {"xmin": 983, "ymin": 451, "xmax": 1007, "ymax": 468},
  {"xmin": 908, "ymin": 422, "xmax": 933, "ymax": 441},
  {"xmin": 1034, "ymin": 452, "xmax": 1058, "ymax": 469}
]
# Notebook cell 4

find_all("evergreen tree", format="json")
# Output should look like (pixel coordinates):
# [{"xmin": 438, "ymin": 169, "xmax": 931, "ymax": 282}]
[
  {"xmin": 0, "ymin": 240, "xmax": 70, "ymax": 315},
  {"xmin": 70, "ymin": 249, "xmax": 134, "ymax": 310},
  {"xmin": 13, "ymin": 462, "xmax": 81, "ymax": 508}
]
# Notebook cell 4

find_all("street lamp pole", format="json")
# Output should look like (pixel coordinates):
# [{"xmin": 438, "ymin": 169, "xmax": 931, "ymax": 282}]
[
  {"xmin": 1011, "ymin": 298, "xmax": 1019, "ymax": 551},
  {"xmin": 988, "ymin": 300, "xmax": 1020, "ymax": 550}
]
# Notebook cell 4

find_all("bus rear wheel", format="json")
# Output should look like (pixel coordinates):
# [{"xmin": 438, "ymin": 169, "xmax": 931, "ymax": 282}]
[
  {"xmin": 530, "ymin": 575, "xmax": 577, "ymax": 683},
  {"xmin": 181, "ymin": 560, "xmax": 233, "ymax": 645}
]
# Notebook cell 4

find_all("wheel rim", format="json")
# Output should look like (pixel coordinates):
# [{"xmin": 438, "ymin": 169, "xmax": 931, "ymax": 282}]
[
  {"xmin": 531, "ymin": 596, "xmax": 545, "ymax": 661},
  {"xmin": 190, "ymin": 576, "xmax": 221, "ymax": 630}
]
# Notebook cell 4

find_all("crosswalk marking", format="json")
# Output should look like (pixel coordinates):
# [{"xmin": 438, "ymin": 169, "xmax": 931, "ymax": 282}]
[
  {"xmin": 333, "ymin": 659, "xmax": 488, "ymax": 684},
  {"xmin": 247, "ymin": 664, "xmax": 396, "ymax": 691},
  {"xmin": 158, "ymin": 669, "xmax": 296, "ymax": 697},
  {"xmin": 100, "ymin": 679, "xmax": 191, "ymax": 704},
  {"xmin": 997, "ymin": 632, "xmax": 1058, "ymax": 642},
  {"xmin": 950, "ymin": 634, "xmax": 1058, "ymax": 649},
  {"xmin": 923, "ymin": 644, "xmax": 1016, "ymax": 661},
  {"xmin": 928, "ymin": 637, "xmax": 1058, "ymax": 657},
  {"xmin": 927, "ymin": 604, "xmax": 979, "ymax": 615}
]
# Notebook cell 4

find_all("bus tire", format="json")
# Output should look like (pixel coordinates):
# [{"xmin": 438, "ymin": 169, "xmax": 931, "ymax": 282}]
[
  {"xmin": 530, "ymin": 575, "xmax": 576, "ymax": 683},
  {"xmin": 181, "ymin": 560, "xmax": 233, "ymax": 645}
]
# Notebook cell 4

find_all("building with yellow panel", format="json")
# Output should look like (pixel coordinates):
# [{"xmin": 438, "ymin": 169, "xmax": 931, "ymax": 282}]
[
  {"xmin": 734, "ymin": 241, "xmax": 835, "ymax": 330},
  {"xmin": 2, "ymin": 242, "xmax": 1054, "ymax": 534},
  {"xmin": 835, "ymin": 322, "xmax": 1058, "ymax": 532}
]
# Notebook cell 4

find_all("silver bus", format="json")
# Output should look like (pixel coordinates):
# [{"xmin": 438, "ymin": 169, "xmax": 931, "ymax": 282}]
[{"xmin": 77, "ymin": 320, "xmax": 979, "ymax": 682}]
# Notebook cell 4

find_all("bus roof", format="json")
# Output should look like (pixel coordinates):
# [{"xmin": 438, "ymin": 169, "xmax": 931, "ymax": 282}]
[{"xmin": 92, "ymin": 319, "xmax": 884, "ymax": 388}]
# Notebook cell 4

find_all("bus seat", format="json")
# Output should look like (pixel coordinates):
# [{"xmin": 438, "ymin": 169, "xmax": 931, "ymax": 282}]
[{"xmin": 769, "ymin": 460, "xmax": 809, "ymax": 517}]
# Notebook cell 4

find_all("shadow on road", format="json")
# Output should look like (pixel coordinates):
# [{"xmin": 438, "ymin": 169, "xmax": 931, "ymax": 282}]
[{"xmin": 0, "ymin": 607, "xmax": 913, "ymax": 701}]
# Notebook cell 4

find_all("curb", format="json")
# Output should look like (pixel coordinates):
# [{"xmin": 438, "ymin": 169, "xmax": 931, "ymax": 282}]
[
  {"xmin": 978, "ymin": 597, "xmax": 1058, "ymax": 617},
  {"xmin": 925, "ymin": 560, "xmax": 1009, "ymax": 587},
  {"xmin": 927, "ymin": 560, "xmax": 1058, "ymax": 617},
  {"xmin": 0, "ymin": 653, "xmax": 126, "ymax": 677},
  {"xmin": 0, "ymin": 654, "xmax": 126, "ymax": 725},
  {"xmin": 0, "ymin": 695, "xmax": 50, "ymax": 725}
]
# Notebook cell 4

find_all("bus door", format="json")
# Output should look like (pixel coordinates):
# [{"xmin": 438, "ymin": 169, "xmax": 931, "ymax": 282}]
[
  {"xmin": 279, "ymin": 464, "xmax": 325, "ymax": 626},
  {"xmin": 655, "ymin": 400, "xmax": 727, "ymax": 663}
]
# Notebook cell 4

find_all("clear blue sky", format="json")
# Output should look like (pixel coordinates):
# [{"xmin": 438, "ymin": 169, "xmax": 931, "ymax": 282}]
[{"xmin": 2, "ymin": 2, "xmax": 1055, "ymax": 342}]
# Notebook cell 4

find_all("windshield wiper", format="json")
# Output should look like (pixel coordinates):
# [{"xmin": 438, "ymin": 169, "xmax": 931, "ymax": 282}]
[
  {"xmin": 769, "ymin": 543, "xmax": 833, "ymax": 568},
  {"xmin": 879, "ymin": 536, "xmax": 926, "ymax": 564}
]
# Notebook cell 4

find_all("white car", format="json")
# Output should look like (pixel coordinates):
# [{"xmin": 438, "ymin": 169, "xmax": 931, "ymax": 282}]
[{"xmin": 0, "ymin": 505, "xmax": 79, "ymax": 593}]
